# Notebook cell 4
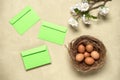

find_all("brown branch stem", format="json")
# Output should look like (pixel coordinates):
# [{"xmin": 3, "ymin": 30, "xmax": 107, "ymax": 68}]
[{"xmin": 89, "ymin": 0, "xmax": 111, "ymax": 11}]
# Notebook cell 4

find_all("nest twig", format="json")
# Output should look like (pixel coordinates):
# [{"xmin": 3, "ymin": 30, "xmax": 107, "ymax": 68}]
[{"xmin": 68, "ymin": 35, "xmax": 106, "ymax": 72}]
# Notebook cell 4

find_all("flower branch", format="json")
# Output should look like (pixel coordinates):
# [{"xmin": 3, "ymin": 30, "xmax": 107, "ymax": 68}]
[{"xmin": 68, "ymin": 0, "xmax": 112, "ymax": 28}]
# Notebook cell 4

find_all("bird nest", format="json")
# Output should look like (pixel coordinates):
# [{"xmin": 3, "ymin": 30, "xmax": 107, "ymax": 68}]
[{"xmin": 68, "ymin": 35, "xmax": 106, "ymax": 73}]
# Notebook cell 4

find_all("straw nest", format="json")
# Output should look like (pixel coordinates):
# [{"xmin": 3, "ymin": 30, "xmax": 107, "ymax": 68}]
[{"xmin": 68, "ymin": 35, "xmax": 106, "ymax": 73}]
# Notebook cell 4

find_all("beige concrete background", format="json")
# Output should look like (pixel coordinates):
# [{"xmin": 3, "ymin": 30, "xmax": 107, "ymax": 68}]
[{"xmin": 0, "ymin": 0, "xmax": 120, "ymax": 80}]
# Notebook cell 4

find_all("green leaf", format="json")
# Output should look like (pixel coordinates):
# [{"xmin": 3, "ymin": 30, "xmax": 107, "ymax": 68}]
[
  {"xmin": 83, "ymin": 12, "xmax": 97, "ymax": 19},
  {"xmin": 90, "ymin": 15, "xmax": 97, "ymax": 19},
  {"xmin": 74, "ymin": 8, "xmax": 81, "ymax": 14}
]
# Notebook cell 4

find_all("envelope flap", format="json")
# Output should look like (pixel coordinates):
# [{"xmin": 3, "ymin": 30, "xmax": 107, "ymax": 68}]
[
  {"xmin": 10, "ymin": 6, "xmax": 32, "ymax": 25},
  {"xmin": 21, "ymin": 45, "xmax": 47, "ymax": 57},
  {"xmin": 42, "ymin": 21, "xmax": 67, "ymax": 33}
]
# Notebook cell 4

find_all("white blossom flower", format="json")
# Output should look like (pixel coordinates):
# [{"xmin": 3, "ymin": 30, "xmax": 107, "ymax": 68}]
[
  {"xmin": 70, "ymin": 3, "xmax": 81, "ymax": 16},
  {"xmin": 75, "ymin": 3, "xmax": 81, "ymax": 11},
  {"xmin": 70, "ymin": 6, "xmax": 77, "ymax": 16},
  {"xmin": 82, "ymin": 14, "xmax": 91, "ymax": 24},
  {"xmin": 80, "ymin": 2, "xmax": 89, "ymax": 12},
  {"xmin": 70, "ymin": 2, "xmax": 89, "ymax": 15},
  {"xmin": 68, "ymin": 17, "xmax": 79, "ymax": 27},
  {"xmin": 99, "ymin": 7, "xmax": 109, "ymax": 16}
]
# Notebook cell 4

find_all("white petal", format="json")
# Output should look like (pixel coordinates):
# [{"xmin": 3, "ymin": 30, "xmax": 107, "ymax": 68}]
[
  {"xmin": 99, "ymin": 7, "xmax": 109, "ymax": 16},
  {"xmin": 68, "ymin": 17, "xmax": 79, "ymax": 27},
  {"xmin": 80, "ymin": 2, "xmax": 89, "ymax": 12},
  {"xmin": 75, "ymin": 3, "xmax": 81, "ymax": 10},
  {"xmin": 70, "ymin": 6, "xmax": 77, "ymax": 15},
  {"xmin": 82, "ymin": 15, "xmax": 91, "ymax": 24}
]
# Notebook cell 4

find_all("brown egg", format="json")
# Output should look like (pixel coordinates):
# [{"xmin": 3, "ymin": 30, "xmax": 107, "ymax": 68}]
[
  {"xmin": 91, "ymin": 51, "xmax": 100, "ymax": 60},
  {"xmin": 86, "ymin": 44, "xmax": 94, "ymax": 52},
  {"xmin": 84, "ymin": 52, "xmax": 90, "ymax": 58},
  {"xmin": 85, "ymin": 57, "xmax": 95, "ymax": 65},
  {"xmin": 78, "ymin": 44, "xmax": 85, "ymax": 53},
  {"xmin": 75, "ymin": 53, "xmax": 84, "ymax": 62}
]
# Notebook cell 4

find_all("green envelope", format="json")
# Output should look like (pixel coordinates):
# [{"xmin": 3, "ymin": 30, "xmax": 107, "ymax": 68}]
[
  {"xmin": 38, "ymin": 21, "xmax": 67, "ymax": 45},
  {"xmin": 21, "ymin": 45, "xmax": 51, "ymax": 70},
  {"xmin": 10, "ymin": 6, "xmax": 40, "ymax": 35}
]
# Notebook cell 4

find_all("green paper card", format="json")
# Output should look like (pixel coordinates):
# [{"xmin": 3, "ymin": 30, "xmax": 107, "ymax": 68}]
[
  {"xmin": 21, "ymin": 45, "xmax": 51, "ymax": 70},
  {"xmin": 10, "ymin": 6, "xmax": 40, "ymax": 35},
  {"xmin": 38, "ymin": 21, "xmax": 67, "ymax": 45}
]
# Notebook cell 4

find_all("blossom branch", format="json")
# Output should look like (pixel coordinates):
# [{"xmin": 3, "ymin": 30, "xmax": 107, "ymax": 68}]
[{"xmin": 68, "ymin": 0, "xmax": 112, "ymax": 27}]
